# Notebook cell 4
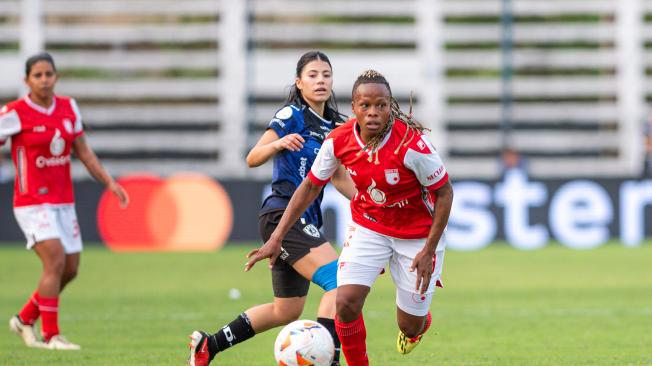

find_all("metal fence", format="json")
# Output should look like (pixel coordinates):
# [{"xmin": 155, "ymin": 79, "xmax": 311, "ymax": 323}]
[{"xmin": 0, "ymin": 0, "xmax": 649, "ymax": 179}]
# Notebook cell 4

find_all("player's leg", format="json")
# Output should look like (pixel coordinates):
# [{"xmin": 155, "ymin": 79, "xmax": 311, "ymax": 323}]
[
  {"xmin": 9, "ymin": 206, "xmax": 61, "ymax": 348},
  {"xmin": 391, "ymin": 240, "xmax": 445, "ymax": 355},
  {"xmin": 291, "ymin": 242, "xmax": 340, "ymax": 364},
  {"xmin": 335, "ymin": 223, "xmax": 393, "ymax": 366},
  {"xmin": 188, "ymin": 261, "xmax": 309, "ymax": 366},
  {"xmin": 60, "ymin": 253, "xmax": 80, "ymax": 292}
]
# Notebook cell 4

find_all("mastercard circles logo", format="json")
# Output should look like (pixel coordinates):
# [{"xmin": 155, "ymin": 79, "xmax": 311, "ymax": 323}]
[{"xmin": 97, "ymin": 174, "xmax": 233, "ymax": 252}]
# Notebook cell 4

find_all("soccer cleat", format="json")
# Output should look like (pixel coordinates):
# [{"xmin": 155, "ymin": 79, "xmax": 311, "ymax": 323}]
[
  {"xmin": 43, "ymin": 335, "xmax": 81, "ymax": 350},
  {"xmin": 188, "ymin": 330, "xmax": 211, "ymax": 366},
  {"xmin": 396, "ymin": 312, "xmax": 432, "ymax": 355},
  {"xmin": 9, "ymin": 315, "xmax": 43, "ymax": 348}
]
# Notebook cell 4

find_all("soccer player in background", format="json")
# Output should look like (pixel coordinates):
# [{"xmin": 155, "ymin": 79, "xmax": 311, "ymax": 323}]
[
  {"xmin": 1, "ymin": 52, "xmax": 129, "ymax": 350},
  {"xmin": 188, "ymin": 51, "xmax": 355, "ymax": 366},
  {"xmin": 247, "ymin": 70, "xmax": 453, "ymax": 365}
]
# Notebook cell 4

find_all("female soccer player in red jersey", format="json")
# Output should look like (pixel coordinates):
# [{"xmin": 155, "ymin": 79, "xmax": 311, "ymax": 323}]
[
  {"xmin": 247, "ymin": 70, "xmax": 454, "ymax": 365},
  {"xmin": 1, "ymin": 52, "xmax": 129, "ymax": 350},
  {"xmin": 188, "ymin": 51, "xmax": 355, "ymax": 366}
]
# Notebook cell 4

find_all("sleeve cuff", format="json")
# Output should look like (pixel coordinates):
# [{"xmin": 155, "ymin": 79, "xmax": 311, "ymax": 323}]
[
  {"xmin": 426, "ymin": 173, "xmax": 449, "ymax": 191},
  {"xmin": 308, "ymin": 171, "xmax": 330, "ymax": 186}
]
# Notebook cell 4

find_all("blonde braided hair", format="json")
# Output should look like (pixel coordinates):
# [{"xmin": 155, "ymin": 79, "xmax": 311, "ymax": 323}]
[{"xmin": 352, "ymin": 70, "xmax": 430, "ymax": 164}]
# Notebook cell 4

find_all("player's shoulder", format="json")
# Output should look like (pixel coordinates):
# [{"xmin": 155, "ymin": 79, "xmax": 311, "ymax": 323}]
[
  {"xmin": 53, "ymin": 95, "xmax": 78, "ymax": 109},
  {"xmin": 392, "ymin": 120, "xmax": 436, "ymax": 155},
  {"xmin": 1, "ymin": 98, "xmax": 24, "ymax": 114},
  {"xmin": 273, "ymin": 104, "xmax": 302, "ymax": 121}
]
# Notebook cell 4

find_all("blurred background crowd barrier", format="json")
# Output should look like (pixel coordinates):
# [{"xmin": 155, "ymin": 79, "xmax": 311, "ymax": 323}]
[{"xmin": 1, "ymin": 0, "xmax": 651, "ymax": 249}]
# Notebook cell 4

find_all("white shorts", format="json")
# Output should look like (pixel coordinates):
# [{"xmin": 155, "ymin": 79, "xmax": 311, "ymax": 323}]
[
  {"xmin": 337, "ymin": 222, "xmax": 445, "ymax": 316},
  {"xmin": 13, "ymin": 204, "xmax": 83, "ymax": 254}
]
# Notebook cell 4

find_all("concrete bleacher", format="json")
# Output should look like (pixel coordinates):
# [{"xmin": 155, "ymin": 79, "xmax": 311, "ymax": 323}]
[{"xmin": 0, "ymin": 0, "xmax": 649, "ymax": 179}]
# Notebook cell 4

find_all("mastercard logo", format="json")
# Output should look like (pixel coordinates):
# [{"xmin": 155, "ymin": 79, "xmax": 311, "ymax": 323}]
[{"xmin": 97, "ymin": 174, "xmax": 233, "ymax": 252}]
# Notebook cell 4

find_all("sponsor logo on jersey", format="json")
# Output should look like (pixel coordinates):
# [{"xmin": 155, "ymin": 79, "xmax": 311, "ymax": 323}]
[
  {"xmin": 36, "ymin": 155, "xmax": 71, "ymax": 168},
  {"xmin": 303, "ymin": 224, "xmax": 320, "ymax": 238},
  {"xmin": 63, "ymin": 119, "xmax": 73, "ymax": 134},
  {"xmin": 417, "ymin": 139, "xmax": 426, "ymax": 150},
  {"xmin": 298, "ymin": 157, "xmax": 308, "ymax": 178},
  {"xmin": 270, "ymin": 118, "xmax": 285, "ymax": 128},
  {"xmin": 385, "ymin": 169, "xmax": 400, "ymax": 185},
  {"xmin": 50, "ymin": 129, "xmax": 65, "ymax": 156},
  {"xmin": 308, "ymin": 131, "xmax": 324, "ymax": 139},
  {"xmin": 387, "ymin": 198, "xmax": 409, "ymax": 208},
  {"xmin": 427, "ymin": 166, "xmax": 445, "ymax": 181},
  {"xmin": 275, "ymin": 106, "xmax": 293, "ymax": 120},
  {"xmin": 33, "ymin": 125, "xmax": 46, "ymax": 133},
  {"xmin": 346, "ymin": 167, "xmax": 357, "ymax": 176},
  {"xmin": 367, "ymin": 179, "xmax": 386, "ymax": 205}
]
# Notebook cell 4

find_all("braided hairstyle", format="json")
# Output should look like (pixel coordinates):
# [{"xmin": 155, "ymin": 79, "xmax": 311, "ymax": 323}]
[
  {"xmin": 286, "ymin": 51, "xmax": 345, "ymax": 123},
  {"xmin": 352, "ymin": 70, "xmax": 429, "ymax": 163}
]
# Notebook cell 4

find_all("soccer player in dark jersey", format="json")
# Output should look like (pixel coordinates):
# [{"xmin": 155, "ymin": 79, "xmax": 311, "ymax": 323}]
[
  {"xmin": 188, "ymin": 51, "xmax": 355, "ymax": 366},
  {"xmin": 247, "ymin": 70, "xmax": 454, "ymax": 366},
  {"xmin": 1, "ymin": 52, "xmax": 129, "ymax": 350}
]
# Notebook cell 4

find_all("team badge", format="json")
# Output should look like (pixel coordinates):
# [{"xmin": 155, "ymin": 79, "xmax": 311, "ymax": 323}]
[
  {"xmin": 303, "ymin": 224, "xmax": 321, "ymax": 238},
  {"xmin": 50, "ymin": 129, "xmax": 65, "ymax": 156},
  {"xmin": 367, "ymin": 179, "xmax": 386, "ymax": 205},
  {"xmin": 275, "ymin": 106, "xmax": 293, "ymax": 120},
  {"xmin": 63, "ymin": 119, "xmax": 73, "ymax": 134},
  {"xmin": 385, "ymin": 169, "xmax": 399, "ymax": 185}
]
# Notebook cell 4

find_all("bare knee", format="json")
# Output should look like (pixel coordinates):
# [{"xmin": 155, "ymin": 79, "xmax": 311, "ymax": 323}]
[
  {"xmin": 273, "ymin": 303, "xmax": 303, "ymax": 325},
  {"xmin": 336, "ymin": 292, "xmax": 364, "ymax": 322},
  {"xmin": 61, "ymin": 267, "xmax": 78, "ymax": 285}
]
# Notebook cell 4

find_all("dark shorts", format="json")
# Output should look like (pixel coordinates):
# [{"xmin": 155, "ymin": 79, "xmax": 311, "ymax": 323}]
[{"xmin": 258, "ymin": 210, "xmax": 327, "ymax": 298}]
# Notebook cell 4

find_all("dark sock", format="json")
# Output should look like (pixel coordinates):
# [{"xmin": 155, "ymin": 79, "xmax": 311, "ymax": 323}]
[
  {"xmin": 317, "ymin": 317, "xmax": 341, "ymax": 365},
  {"xmin": 208, "ymin": 313, "xmax": 256, "ymax": 359}
]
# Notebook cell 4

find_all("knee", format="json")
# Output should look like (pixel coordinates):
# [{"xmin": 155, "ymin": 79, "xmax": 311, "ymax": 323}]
[
  {"xmin": 45, "ymin": 257, "xmax": 66, "ymax": 276},
  {"xmin": 62, "ymin": 267, "xmax": 78, "ymax": 283},
  {"xmin": 336, "ymin": 293, "xmax": 362, "ymax": 322},
  {"xmin": 274, "ymin": 304, "xmax": 302, "ymax": 325},
  {"xmin": 398, "ymin": 317, "xmax": 424, "ymax": 339}
]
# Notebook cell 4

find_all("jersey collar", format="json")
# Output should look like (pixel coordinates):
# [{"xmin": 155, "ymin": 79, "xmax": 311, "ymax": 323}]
[
  {"xmin": 306, "ymin": 107, "xmax": 332, "ymax": 125},
  {"xmin": 24, "ymin": 95, "xmax": 57, "ymax": 116}
]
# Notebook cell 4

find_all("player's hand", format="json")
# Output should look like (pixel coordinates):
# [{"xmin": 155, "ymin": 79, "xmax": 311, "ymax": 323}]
[
  {"xmin": 245, "ymin": 237, "xmax": 282, "ymax": 272},
  {"xmin": 410, "ymin": 249, "xmax": 434, "ymax": 295},
  {"xmin": 275, "ymin": 133, "xmax": 305, "ymax": 152},
  {"xmin": 109, "ymin": 182, "xmax": 129, "ymax": 208}
]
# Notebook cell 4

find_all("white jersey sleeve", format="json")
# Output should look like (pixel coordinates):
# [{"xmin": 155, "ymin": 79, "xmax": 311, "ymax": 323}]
[
  {"xmin": 308, "ymin": 138, "xmax": 339, "ymax": 186},
  {"xmin": 404, "ymin": 135, "xmax": 448, "ymax": 189},
  {"xmin": 0, "ymin": 105, "xmax": 21, "ymax": 143},
  {"xmin": 69, "ymin": 98, "xmax": 84, "ymax": 135}
]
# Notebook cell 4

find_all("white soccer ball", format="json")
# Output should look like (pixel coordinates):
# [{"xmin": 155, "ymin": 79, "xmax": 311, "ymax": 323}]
[{"xmin": 274, "ymin": 319, "xmax": 335, "ymax": 366}]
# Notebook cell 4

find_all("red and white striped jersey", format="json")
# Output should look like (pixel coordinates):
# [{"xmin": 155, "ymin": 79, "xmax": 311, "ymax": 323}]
[
  {"xmin": 0, "ymin": 95, "xmax": 84, "ymax": 207},
  {"xmin": 308, "ymin": 119, "xmax": 449, "ymax": 239}
]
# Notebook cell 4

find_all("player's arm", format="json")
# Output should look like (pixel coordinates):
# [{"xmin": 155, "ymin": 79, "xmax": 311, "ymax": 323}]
[
  {"xmin": 73, "ymin": 136, "xmax": 129, "ymax": 207},
  {"xmin": 330, "ymin": 165, "xmax": 356, "ymax": 200},
  {"xmin": 246, "ymin": 129, "xmax": 305, "ymax": 167},
  {"xmin": 245, "ymin": 137, "xmax": 340, "ymax": 271},
  {"xmin": 244, "ymin": 177, "xmax": 323, "ymax": 271}
]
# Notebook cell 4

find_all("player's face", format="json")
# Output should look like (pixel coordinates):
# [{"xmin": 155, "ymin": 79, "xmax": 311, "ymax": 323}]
[
  {"xmin": 296, "ymin": 60, "xmax": 333, "ymax": 109},
  {"xmin": 352, "ymin": 83, "xmax": 391, "ymax": 143},
  {"xmin": 25, "ymin": 61, "xmax": 57, "ymax": 100}
]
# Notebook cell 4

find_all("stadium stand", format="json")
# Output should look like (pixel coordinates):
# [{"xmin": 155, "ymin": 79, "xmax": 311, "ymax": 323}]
[{"xmin": 0, "ymin": 0, "xmax": 648, "ymax": 179}]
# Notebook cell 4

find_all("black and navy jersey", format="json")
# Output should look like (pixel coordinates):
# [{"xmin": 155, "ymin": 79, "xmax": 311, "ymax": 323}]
[{"xmin": 260, "ymin": 104, "xmax": 336, "ymax": 228}]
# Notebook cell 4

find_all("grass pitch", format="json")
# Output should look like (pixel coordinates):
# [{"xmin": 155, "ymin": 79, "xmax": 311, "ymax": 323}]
[{"xmin": 1, "ymin": 242, "xmax": 651, "ymax": 365}]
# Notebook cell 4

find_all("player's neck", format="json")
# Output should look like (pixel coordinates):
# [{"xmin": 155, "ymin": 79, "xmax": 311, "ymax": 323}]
[
  {"xmin": 28, "ymin": 93, "xmax": 54, "ymax": 109},
  {"xmin": 305, "ymin": 101, "xmax": 325, "ymax": 118}
]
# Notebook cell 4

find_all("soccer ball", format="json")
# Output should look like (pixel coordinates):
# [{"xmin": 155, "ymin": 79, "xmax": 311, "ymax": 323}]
[{"xmin": 274, "ymin": 319, "xmax": 335, "ymax": 366}]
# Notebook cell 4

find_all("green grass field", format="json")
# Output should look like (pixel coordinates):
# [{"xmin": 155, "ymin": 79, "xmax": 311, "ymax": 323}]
[{"xmin": 1, "ymin": 242, "xmax": 651, "ymax": 366}]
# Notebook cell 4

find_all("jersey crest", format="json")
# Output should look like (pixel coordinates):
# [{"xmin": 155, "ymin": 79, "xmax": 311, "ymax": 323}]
[{"xmin": 385, "ymin": 169, "xmax": 399, "ymax": 185}]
